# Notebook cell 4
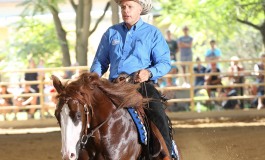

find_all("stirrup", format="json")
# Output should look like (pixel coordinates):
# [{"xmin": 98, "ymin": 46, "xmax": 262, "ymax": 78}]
[{"xmin": 171, "ymin": 140, "xmax": 180, "ymax": 160}]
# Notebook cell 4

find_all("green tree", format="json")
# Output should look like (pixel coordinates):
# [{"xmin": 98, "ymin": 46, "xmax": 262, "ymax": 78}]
[
  {"xmin": 111, "ymin": 0, "xmax": 120, "ymax": 24},
  {"xmin": 156, "ymin": 0, "xmax": 265, "ymax": 50},
  {"xmin": 20, "ymin": 0, "xmax": 110, "ymax": 66},
  {"xmin": 8, "ymin": 18, "xmax": 61, "ymax": 66},
  {"xmin": 234, "ymin": 0, "xmax": 265, "ymax": 48}
]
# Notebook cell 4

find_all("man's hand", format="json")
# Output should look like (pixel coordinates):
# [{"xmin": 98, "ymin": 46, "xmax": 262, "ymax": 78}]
[{"xmin": 134, "ymin": 69, "xmax": 151, "ymax": 83}]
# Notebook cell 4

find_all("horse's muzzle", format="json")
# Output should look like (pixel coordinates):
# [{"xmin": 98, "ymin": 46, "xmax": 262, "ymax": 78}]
[{"xmin": 62, "ymin": 152, "xmax": 76, "ymax": 160}]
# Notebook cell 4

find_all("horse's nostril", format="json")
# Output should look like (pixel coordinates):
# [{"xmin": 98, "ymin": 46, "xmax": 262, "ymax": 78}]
[{"xmin": 70, "ymin": 153, "xmax": 75, "ymax": 158}]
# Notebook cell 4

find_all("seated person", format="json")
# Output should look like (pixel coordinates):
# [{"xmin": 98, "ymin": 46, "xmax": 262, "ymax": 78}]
[
  {"xmin": 204, "ymin": 62, "xmax": 222, "ymax": 97},
  {"xmin": 252, "ymin": 53, "xmax": 265, "ymax": 109},
  {"xmin": 194, "ymin": 57, "xmax": 206, "ymax": 94},
  {"xmin": 14, "ymin": 84, "xmax": 37, "ymax": 119},
  {"xmin": 228, "ymin": 56, "xmax": 244, "ymax": 108},
  {"xmin": 228, "ymin": 56, "xmax": 244, "ymax": 87},
  {"xmin": 0, "ymin": 85, "xmax": 13, "ymax": 120},
  {"xmin": 221, "ymin": 87, "xmax": 239, "ymax": 109},
  {"xmin": 43, "ymin": 87, "xmax": 58, "ymax": 118}
]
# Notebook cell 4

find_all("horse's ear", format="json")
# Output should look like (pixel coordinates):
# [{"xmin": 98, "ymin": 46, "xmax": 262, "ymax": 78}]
[{"xmin": 51, "ymin": 75, "xmax": 64, "ymax": 94}]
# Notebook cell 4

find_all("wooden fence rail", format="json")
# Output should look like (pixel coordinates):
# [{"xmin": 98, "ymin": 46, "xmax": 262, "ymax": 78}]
[{"xmin": 0, "ymin": 58, "xmax": 264, "ymax": 119}]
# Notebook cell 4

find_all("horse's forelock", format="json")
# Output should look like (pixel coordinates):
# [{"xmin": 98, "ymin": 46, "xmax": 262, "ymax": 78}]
[{"xmin": 62, "ymin": 73, "xmax": 97, "ymax": 105}]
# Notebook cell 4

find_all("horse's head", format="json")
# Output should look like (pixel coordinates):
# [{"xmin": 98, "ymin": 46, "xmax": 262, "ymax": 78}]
[
  {"xmin": 52, "ymin": 73, "xmax": 99, "ymax": 160},
  {"xmin": 52, "ymin": 72, "xmax": 147, "ymax": 160}
]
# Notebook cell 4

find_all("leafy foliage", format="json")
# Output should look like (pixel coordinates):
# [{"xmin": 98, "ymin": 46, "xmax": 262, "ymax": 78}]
[
  {"xmin": 155, "ymin": 0, "xmax": 265, "ymax": 62},
  {"xmin": 7, "ymin": 18, "xmax": 61, "ymax": 66},
  {"xmin": 18, "ymin": 0, "xmax": 64, "ymax": 16},
  {"xmin": 17, "ymin": 0, "xmax": 111, "ymax": 66}
]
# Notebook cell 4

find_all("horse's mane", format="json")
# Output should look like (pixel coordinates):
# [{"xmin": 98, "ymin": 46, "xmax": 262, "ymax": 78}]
[{"xmin": 63, "ymin": 72, "xmax": 147, "ymax": 108}]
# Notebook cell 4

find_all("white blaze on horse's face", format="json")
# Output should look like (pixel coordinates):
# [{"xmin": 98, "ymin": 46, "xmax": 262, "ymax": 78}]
[{"xmin": 60, "ymin": 104, "xmax": 82, "ymax": 160}]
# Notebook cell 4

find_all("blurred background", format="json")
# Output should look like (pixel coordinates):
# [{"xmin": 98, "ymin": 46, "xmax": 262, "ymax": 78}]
[{"xmin": 0, "ymin": 0, "xmax": 265, "ymax": 160}]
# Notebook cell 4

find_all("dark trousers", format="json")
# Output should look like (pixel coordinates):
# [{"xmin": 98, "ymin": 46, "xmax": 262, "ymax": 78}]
[{"xmin": 138, "ymin": 83, "xmax": 172, "ymax": 153}]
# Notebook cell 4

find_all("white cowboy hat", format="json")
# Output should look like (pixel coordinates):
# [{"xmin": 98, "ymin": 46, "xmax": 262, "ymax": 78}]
[{"xmin": 114, "ymin": 0, "xmax": 153, "ymax": 15}]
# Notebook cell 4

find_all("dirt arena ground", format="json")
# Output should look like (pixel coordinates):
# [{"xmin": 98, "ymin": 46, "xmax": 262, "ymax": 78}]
[{"xmin": 1, "ymin": 110, "xmax": 265, "ymax": 160}]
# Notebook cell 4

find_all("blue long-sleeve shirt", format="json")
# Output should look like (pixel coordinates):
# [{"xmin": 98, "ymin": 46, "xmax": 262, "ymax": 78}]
[{"xmin": 90, "ymin": 18, "xmax": 171, "ymax": 81}]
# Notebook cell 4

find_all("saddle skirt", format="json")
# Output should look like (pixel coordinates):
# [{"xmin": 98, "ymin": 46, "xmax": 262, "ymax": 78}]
[
  {"xmin": 127, "ymin": 107, "xmax": 147, "ymax": 145},
  {"xmin": 127, "ymin": 107, "xmax": 165, "ymax": 158}
]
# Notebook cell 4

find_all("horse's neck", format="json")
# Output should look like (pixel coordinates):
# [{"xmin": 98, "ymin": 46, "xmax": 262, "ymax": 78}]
[{"xmin": 92, "ymin": 89, "xmax": 116, "ymax": 122}]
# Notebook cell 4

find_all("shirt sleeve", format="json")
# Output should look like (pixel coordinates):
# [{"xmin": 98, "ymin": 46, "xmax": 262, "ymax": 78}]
[
  {"xmin": 90, "ymin": 32, "xmax": 110, "ymax": 77},
  {"xmin": 190, "ymin": 37, "xmax": 193, "ymax": 42},
  {"xmin": 148, "ymin": 30, "xmax": 171, "ymax": 80},
  {"xmin": 217, "ymin": 49, "xmax": 222, "ymax": 57}
]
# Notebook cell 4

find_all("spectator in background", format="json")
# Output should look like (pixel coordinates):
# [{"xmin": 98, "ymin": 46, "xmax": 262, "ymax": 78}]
[
  {"xmin": 14, "ymin": 84, "xmax": 37, "ymax": 119},
  {"xmin": 252, "ymin": 53, "xmax": 265, "ymax": 109},
  {"xmin": 165, "ymin": 30, "xmax": 178, "ymax": 61},
  {"xmin": 205, "ymin": 40, "xmax": 222, "ymax": 67},
  {"xmin": 64, "ymin": 62, "xmax": 79, "ymax": 79},
  {"xmin": 178, "ymin": 26, "xmax": 193, "ymax": 86},
  {"xmin": 25, "ymin": 59, "xmax": 39, "ymax": 93},
  {"xmin": 0, "ymin": 85, "xmax": 13, "ymax": 120},
  {"xmin": 193, "ymin": 57, "xmax": 206, "ymax": 94},
  {"xmin": 37, "ymin": 58, "xmax": 45, "ymax": 81},
  {"xmin": 43, "ymin": 87, "xmax": 57, "ymax": 118},
  {"xmin": 228, "ymin": 56, "xmax": 244, "ymax": 108},
  {"xmin": 205, "ymin": 62, "xmax": 222, "ymax": 97},
  {"xmin": 165, "ymin": 30, "xmax": 179, "ymax": 86},
  {"xmin": 221, "ymin": 87, "xmax": 239, "ymax": 109}
]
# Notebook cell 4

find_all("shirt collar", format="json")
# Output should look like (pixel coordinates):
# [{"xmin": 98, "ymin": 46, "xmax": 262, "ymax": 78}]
[
  {"xmin": 122, "ymin": 18, "xmax": 144, "ymax": 31},
  {"xmin": 133, "ymin": 18, "xmax": 143, "ymax": 30}
]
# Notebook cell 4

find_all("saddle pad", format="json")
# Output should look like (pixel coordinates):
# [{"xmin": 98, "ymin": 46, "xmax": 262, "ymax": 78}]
[{"xmin": 127, "ymin": 107, "xmax": 147, "ymax": 145}]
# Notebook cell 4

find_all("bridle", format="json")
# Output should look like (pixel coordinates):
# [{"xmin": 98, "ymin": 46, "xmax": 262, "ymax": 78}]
[
  {"xmin": 79, "ymin": 103, "xmax": 92, "ymax": 150},
  {"xmin": 56, "ymin": 96, "xmax": 125, "ymax": 151},
  {"xmin": 55, "ymin": 97, "xmax": 93, "ymax": 150}
]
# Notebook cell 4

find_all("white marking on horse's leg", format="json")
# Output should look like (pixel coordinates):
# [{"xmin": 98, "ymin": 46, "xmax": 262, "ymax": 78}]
[{"xmin": 60, "ymin": 104, "xmax": 82, "ymax": 160}]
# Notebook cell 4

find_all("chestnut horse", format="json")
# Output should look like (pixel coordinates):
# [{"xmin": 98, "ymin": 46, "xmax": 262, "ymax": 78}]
[{"xmin": 52, "ymin": 72, "xmax": 171, "ymax": 160}]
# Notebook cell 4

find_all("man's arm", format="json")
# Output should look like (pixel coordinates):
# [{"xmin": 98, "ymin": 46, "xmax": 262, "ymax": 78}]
[
  {"xmin": 147, "ymin": 30, "xmax": 171, "ymax": 80},
  {"xmin": 175, "ymin": 41, "xmax": 179, "ymax": 53},
  {"xmin": 90, "ymin": 33, "xmax": 110, "ymax": 77},
  {"xmin": 178, "ymin": 38, "xmax": 193, "ymax": 48}
]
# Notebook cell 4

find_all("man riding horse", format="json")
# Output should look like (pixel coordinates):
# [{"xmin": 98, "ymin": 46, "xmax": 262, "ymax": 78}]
[{"xmin": 90, "ymin": 0, "xmax": 178, "ymax": 158}]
